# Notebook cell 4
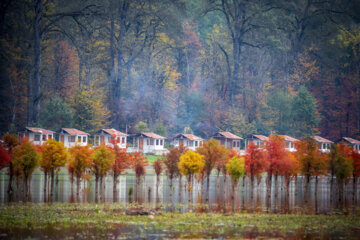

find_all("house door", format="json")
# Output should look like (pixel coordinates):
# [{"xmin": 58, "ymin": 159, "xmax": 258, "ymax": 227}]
[
  {"xmin": 139, "ymin": 138, "xmax": 143, "ymax": 150},
  {"xmin": 61, "ymin": 135, "xmax": 64, "ymax": 143},
  {"xmin": 180, "ymin": 139, "xmax": 184, "ymax": 146},
  {"xmin": 100, "ymin": 136, "xmax": 104, "ymax": 144}
]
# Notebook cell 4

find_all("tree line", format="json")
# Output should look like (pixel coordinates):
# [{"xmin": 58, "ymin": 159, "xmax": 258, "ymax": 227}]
[
  {"xmin": 1, "ymin": 134, "xmax": 359, "ymax": 213},
  {"xmin": 0, "ymin": 0, "xmax": 359, "ymax": 140}
]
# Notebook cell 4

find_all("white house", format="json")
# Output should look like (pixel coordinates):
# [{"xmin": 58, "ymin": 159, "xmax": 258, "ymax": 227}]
[
  {"xmin": 245, "ymin": 134, "xmax": 269, "ymax": 149},
  {"xmin": 336, "ymin": 137, "xmax": 360, "ymax": 153},
  {"xmin": 59, "ymin": 128, "xmax": 89, "ymax": 148},
  {"xmin": 211, "ymin": 131, "xmax": 242, "ymax": 152},
  {"xmin": 171, "ymin": 133, "xmax": 204, "ymax": 151},
  {"xmin": 129, "ymin": 132, "xmax": 166, "ymax": 154},
  {"xmin": 279, "ymin": 135, "xmax": 299, "ymax": 152},
  {"xmin": 311, "ymin": 136, "xmax": 333, "ymax": 153},
  {"xmin": 94, "ymin": 128, "xmax": 127, "ymax": 148},
  {"xmin": 20, "ymin": 127, "xmax": 55, "ymax": 145}
]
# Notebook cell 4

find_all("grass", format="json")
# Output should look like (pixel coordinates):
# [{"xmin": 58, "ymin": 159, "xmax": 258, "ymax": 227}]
[
  {"xmin": 146, "ymin": 155, "xmax": 162, "ymax": 164},
  {"xmin": 0, "ymin": 203, "xmax": 359, "ymax": 238}
]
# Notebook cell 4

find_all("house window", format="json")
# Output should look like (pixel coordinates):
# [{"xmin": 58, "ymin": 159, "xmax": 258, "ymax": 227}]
[
  {"xmin": 42, "ymin": 135, "xmax": 47, "ymax": 141},
  {"xmin": 83, "ymin": 136, "xmax": 86, "ymax": 143},
  {"xmin": 150, "ymin": 139, "xmax": 154, "ymax": 145},
  {"xmin": 69, "ymin": 136, "xmax": 75, "ymax": 142},
  {"xmin": 189, "ymin": 141, "xmax": 193, "ymax": 147},
  {"xmin": 237, "ymin": 141, "xmax": 240, "ymax": 147},
  {"xmin": 34, "ymin": 134, "xmax": 40, "ymax": 141},
  {"xmin": 160, "ymin": 139, "xmax": 163, "ymax": 145},
  {"xmin": 122, "ymin": 137, "xmax": 125, "ymax": 144},
  {"xmin": 95, "ymin": 136, "xmax": 99, "ymax": 145},
  {"xmin": 77, "ymin": 136, "xmax": 81, "ymax": 142},
  {"xmin": 156, "ymin": 139, "xmax": 159, "ymax": 145},
  {"xmin": 195, "ymin": 141, "xmax": 198, "ymax": 147},
  {"xmin": 48, "ymin": 135, "xmax": 52, "ymax": 139}
]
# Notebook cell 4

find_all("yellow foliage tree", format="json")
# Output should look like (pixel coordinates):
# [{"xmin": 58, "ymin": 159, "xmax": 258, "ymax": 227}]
[
  {"xmin": 178, "ymin": 150, "xmax": 204, "ymax": 208},
  {"xmin": 226, "ymin": 156, "xmax": 246, "ymax": 212}
]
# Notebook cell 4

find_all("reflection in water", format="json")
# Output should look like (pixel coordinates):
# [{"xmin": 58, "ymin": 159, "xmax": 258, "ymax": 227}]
[{"xmin": 0, "ymin": 170, "xmax": 359, "ymax": 213}]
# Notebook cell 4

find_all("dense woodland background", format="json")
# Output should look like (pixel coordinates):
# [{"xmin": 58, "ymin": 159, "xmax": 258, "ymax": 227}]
[{"xmin": 0, "ymin": 0, "xmax": 359, "ymax": 140}]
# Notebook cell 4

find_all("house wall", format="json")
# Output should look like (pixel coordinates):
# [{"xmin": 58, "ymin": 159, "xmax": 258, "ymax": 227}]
[
  {"xmin": 94, "ymin": 133, "xmax": 127, "ymax": 148},
  {"xmin": 285, "ymin": 141, "xmax": 297, "ymax": 152},
  {"xmin": 217, "ymin": 138, "xmax": 241, "ymax": 151},
  {"xmin": 25, "ymin": 132, "xmax": 54, "ymax": 145},
  {"xmin": 245, "ymin": 139, "xmax": 264, "ymax": 149},
  {"xmin": 60, "ymin": 134, "xmax": 88, "ymax": 148},
  {"xmin": 171, "ymin": 138, "xmax": 203, "ymax": 151},
  {"xmin": 132, "ymin": 137, "xmax": 164, "ymax": 154}
]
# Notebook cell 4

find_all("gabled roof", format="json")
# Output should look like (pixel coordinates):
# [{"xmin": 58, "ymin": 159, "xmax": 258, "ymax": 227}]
[
  {"xmin": 173, "ymin": 133, "xmax": 203, "ymax": 141},
  {"xmin": 135, "ymin": 132, "xmax": 165, "ymax": 139},
  {"xmin": 341, "ymin": 137, "xmax": 360, "ymax": 145},
  {"xmin": 213, "ymin": 132, "xmax": 242, "ymax": 140},
  {"xmin": 61, "ymin": 128, "xmax": 89, "ymax": 136},
  {"xmin": 25, "ymin": 127, "xmax": 54, "ymax": 134},
  {"xmin": 279, "ymin": 135, "xmax": 299, "ymax": 142},
  {"xmin": 100, "ymin": 129, "xmax": 127, "ymax": 137},
  {"xmin": 252, "ymin": 134, "xmax": 269, "ymax": 141},
  {"xmin": 311, "ymin": 136, "xmax": 333, "ymax": 143}
]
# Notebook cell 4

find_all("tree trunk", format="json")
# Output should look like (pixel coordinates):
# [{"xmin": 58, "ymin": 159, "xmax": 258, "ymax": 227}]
[
  {"xmin": 223, "ymin": 174, "xmax": 227, "ymax": 213},
  {"xmin": 305, "ymin": 175, "xmax": 311, "ymax": 204},
  {"xmin": 250, "ymin": 174, "xmax": 254, "ymax": 201},
  {"xmin": 43, "ymin": 171, "xmax": 47, "ymax": 202},
  {"xmin": 353, "ymin": 176, "xmax": 357, "ymax": 204},
  {"xmin": 95, "ymin": 175, "xmax": 99, "ymax": 203},
  {"xmin": 330, "ymin": 175, "xmax": 334, "ymax": 205},
  {"xmin": 231, "ymin": 182, "xmax": 236, "ymax": 213},
  {"xmin": 315, "ymin": 176, "xmax": 318, "ymax": 214},
  {"xmin": 156, "ymin": 174, "xmax": 160, "ymax": 205},
  {"xmin": 338, "ymin": 179, "xmax": 344, "ymax": 209},
  {"xmin": 216, "ymin": 171, "xmax": 220, "ymax": 204},
  {"xmin": 23, "ymin": 176, "xmax": 28, "ymax": 202},
  {"xmin": 32, "ymin": 0, "xmax": 42, "ymax": 124},
  {"xmin": 50, "ymin": 169, "xmax": 55, "ymax": 202},
  {"xmin": 274, "ymin": 175, "xmax": 278, "ymax": 209},
  {"xmin": 178, "ymin": 175, "xmax": 182, "ymax": 204},
  {"xmin": 113, "ymin": 173, "xmax": 118, "ymax": 202},
  {"xmin": 76, "ymin": 176, "xmax": 81, "ymax": 201},
  {"xmin": 7, "ymin": 162, "xmax": 14, "ymax": 194},
  {"xmin": 266, "ymin": 174, "xmax": 272, "ymax": 209},
  {"xmin": 188, "ymin": 175, "xmax": 192, "ymax": 211},
  {"xmin": 169, "ymin": 177, "xmax": 173, "ymax": 212},
  {"xmin": 100, "ymin": 176, "xmax": 103, "ymax": 202},
  {"xmin": 205, "ymin": 174, "xmax": 210, "ymax": 205}
]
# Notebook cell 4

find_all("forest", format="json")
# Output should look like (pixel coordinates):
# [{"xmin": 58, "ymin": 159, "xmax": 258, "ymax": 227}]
[{"xmin": 0, "ymin": 0, "xmax": 359, "ymax": 140}]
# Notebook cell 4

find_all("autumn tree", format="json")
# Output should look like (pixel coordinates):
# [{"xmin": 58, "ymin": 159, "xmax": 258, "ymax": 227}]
[
  {"xmin": 112, "ymin": 146, "xmax": 131, "ymax": 201},
  {"xmin": 68, "ymin": 145, "xmax": 93, "ymax": 198},
  {"xmin": 91, "ymin": 144, "xmax": 116, "ymax": 202},
  {"xmin": 350, "ymin": 149, "xmax": 360, "ymax": 202},
  {"xmin": 245, "ymin": 142, "xmax": 267, "ymax": 200},
  {"xmin": 178, "ymin": 150, "xmax": 204, "ymax": 209},
  {"xmin": 41, "ymin": 139, "xmax": 69, "ymax": 201},
  {"xmin": 130, "ymin": 152, "xmax": 148, "ymax": 202},
  {"xmin": 3, "ymin": 133, "xmax": 18, "ymax": 194},
  {"xmin": 197, "ymin": 138, "xmax": 228, "ymax": 205},
  {"xmin": 153, "ymin": 158, "xmax": 163, "ymax": 205},
  {"xmin": 12, "ymin": 139, "xmax": 40, "ymax": 201},
  {"xmin": 0, "ymin": 145, "xmax": 10, "ymax": 170},
  {"xmin": 226, "ymin": 156, "xmax": 245, "ymax": 213},
  {"xmin": 277, "ymin": 152, "xmax": 298, "ymax": 202},
  {"xmin": 163, "ymin": 145, "xmax": 187, "ymax": 209}
]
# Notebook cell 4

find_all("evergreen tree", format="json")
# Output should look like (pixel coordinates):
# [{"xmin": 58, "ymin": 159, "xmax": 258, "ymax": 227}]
[
  {"xmin": 40, "ymin": 95, "xmax": 73, "ymax": 131},
  {"xmin": 291, "ymin": 86, "xmax": 318, "ymax": 137}
]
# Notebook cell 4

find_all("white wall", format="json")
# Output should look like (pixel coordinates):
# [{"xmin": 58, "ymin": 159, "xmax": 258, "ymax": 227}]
[
  {"xmin": 60, "ymin": 134, "xmax": 88, "ymax": 148},
  {"xmin": 94, "ymin": 133, "xmax": 127, "ymax": 149},
  {"xmin": 25, "ymin": 132, "xmax": 54, "ymax": 145}
]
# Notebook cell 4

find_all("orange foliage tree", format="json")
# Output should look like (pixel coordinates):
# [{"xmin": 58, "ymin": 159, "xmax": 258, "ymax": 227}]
[
  {"xmin": 112, "ymin": 146, "xmax": 131, "ymax": 201},
  {"xmin": 68, "ymin": 145, "xmax": 93, "ymax": 198},
  {"xmin": 245, "ymin": 142, "xmax": 267, "ymax": 199},
  {"xmin": 3, "ymin": 134, "xmax": 18, "ymax": 194},
  {"xmin": 129, "ymin": 152, "xmax": 148, "ymax": 202},
  {"xmin": 197, "ymin": 138, "xmax": 229, "ymax": 204}
]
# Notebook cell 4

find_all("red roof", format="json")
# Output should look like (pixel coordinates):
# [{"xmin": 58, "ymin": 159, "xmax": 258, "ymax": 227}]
[
  {"xmin": 61, "ymin": 128, "xmax": 89, "ymax": 136},
  {"xmin": 173, "ymin": 133, "xmax": 203, "ymax": 141},
  {"xmin": 102, "ymin": 129, "xmax": 127, "ymax": 137},
  {"xmin": 26, "ymin": 127, "xmax": 54, "ymax": 134},
  {"xmin": 311, "ymin": 136, "xmax": 333, "ymax": 143},
  {"xmin": 140, "ymin": 132, "xmax": 165, "ymax": 139},
  {"xmin": 218, "ymin": 132, "xmax": 242, "ymax": 140},
  {"xmin": 253, "ymin": 135, "xmax": 269, "ymax": 141},
  {"xmin": 279, "ymin": 135, "xmax": 299, "ymax": 142},
  {"xmin": 343, "ymin": 137, "xmax": 360, "ymax": 145}
]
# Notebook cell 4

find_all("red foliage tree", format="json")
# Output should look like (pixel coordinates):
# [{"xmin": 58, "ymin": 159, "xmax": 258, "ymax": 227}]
[
  {"xmin": 350, "ymin": 149, "xmax": 360, "ymax": 202},
  {"xmin": 0, "ymin": 145, "xmax": 11, "ymax": 170},
  {"xmin": 129, "ymin": 152, "xmax": 148, "ymax": 202},
  {"xmin": 112, "ymin": 146, "xmax": 131, "ymax": 201}
]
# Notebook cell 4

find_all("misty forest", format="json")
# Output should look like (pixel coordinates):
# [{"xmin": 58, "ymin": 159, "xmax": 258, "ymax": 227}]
[{"xmin": 0, "ymin": 0, "xmax": 359, "ymax": 139}]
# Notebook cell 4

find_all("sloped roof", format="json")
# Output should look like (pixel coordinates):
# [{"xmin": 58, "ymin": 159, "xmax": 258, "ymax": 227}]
[
  {"xmin": 26, "ymin": 127, "xmax": 54, "ymax": 134},
  {"xmin": 61, "ymin": 128, "xmax": 89, "ymax": 136},
  {"xmin": 253, "ymin": 134, "xmax": 269, "ymax": 141},
  {"xmin": 279, "ymin": 135, "xmax": 299, "ymax": 142},
  {"xmin": 173, "ymin": 133, "xmax": 203, "ymax": 141},
  {"xmin": 136, "ymin": 132, "xmax": 165, "ymax": 139},
  {"xmin": 101, "ymin": 129, "xmax": 127, "ymax": 137},
  {"xmin": 342, "ymin": 137, "xmax": 360, "ymax": 145},
  {"xmin": 311, "ymin": 136, "xmax": 333, "ymax": 143},
  {"xmin": 217, "ymin": 132, "xmax": 242, "ymax": 140}
]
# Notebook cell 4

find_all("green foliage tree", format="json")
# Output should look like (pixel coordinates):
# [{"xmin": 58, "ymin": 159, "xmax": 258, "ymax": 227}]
[
  {"xmin": 12, "ymin": 139, "xmax": 40, "ymax": 201},
  {"xmin": 155, "ymin": 122, "xmax": 166, "ymax": 137},
  {"xmin": 135, "ymin": 121, "xmax": 149, "ymax": 133},
  {"xmin": 39, "ymin": 95, "xmax": 73, "ymax": 131},
  {"xmin": 226, "ymin": 156, "xmax": 246, "ymax": 213},
  {"xmin": 291, "ymin": 86, "xmax": 318, "ymax": 137}
]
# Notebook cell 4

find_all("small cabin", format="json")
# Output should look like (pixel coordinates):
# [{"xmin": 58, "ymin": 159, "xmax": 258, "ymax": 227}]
[
  {"xmin": 279, "ymin": 135, "xmax": 299, "ymax": 152},
  {"xmin": 311, "ymin": 136, "xmax": 333, "ymax": 153},
  {"xmin": 245, "ymin": 134, "xmax": 269, "ymax": 149},
  {"xmin": 129, "ymin": 132, "xmax": 166, "ymax": 154},
  {"xmin": 59, "ymin": 128, "xmax": 89, "ymax": 148},
  {"xmin": 171, "ymin": 133, "xmax": 204, "ymax": 151},
  {"xmin": 211, "ymin": 131, "xmax": 242, "ymax": 151},
  {"xmin": 20, "ymin": 127, "xmax": 55, "ymax": 145},
  {"xmin": 336, "ymin": 137, "xmax": 360, "ymax": 153},
  {"xmin": 94, "ymin": 129, "xmax": 127, "ymax": 149}
]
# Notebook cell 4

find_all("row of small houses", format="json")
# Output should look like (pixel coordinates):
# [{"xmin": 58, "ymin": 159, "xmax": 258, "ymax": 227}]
[{"xmin": 20, "ymin": 127, "xmax": 360, "ymax": 155}]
